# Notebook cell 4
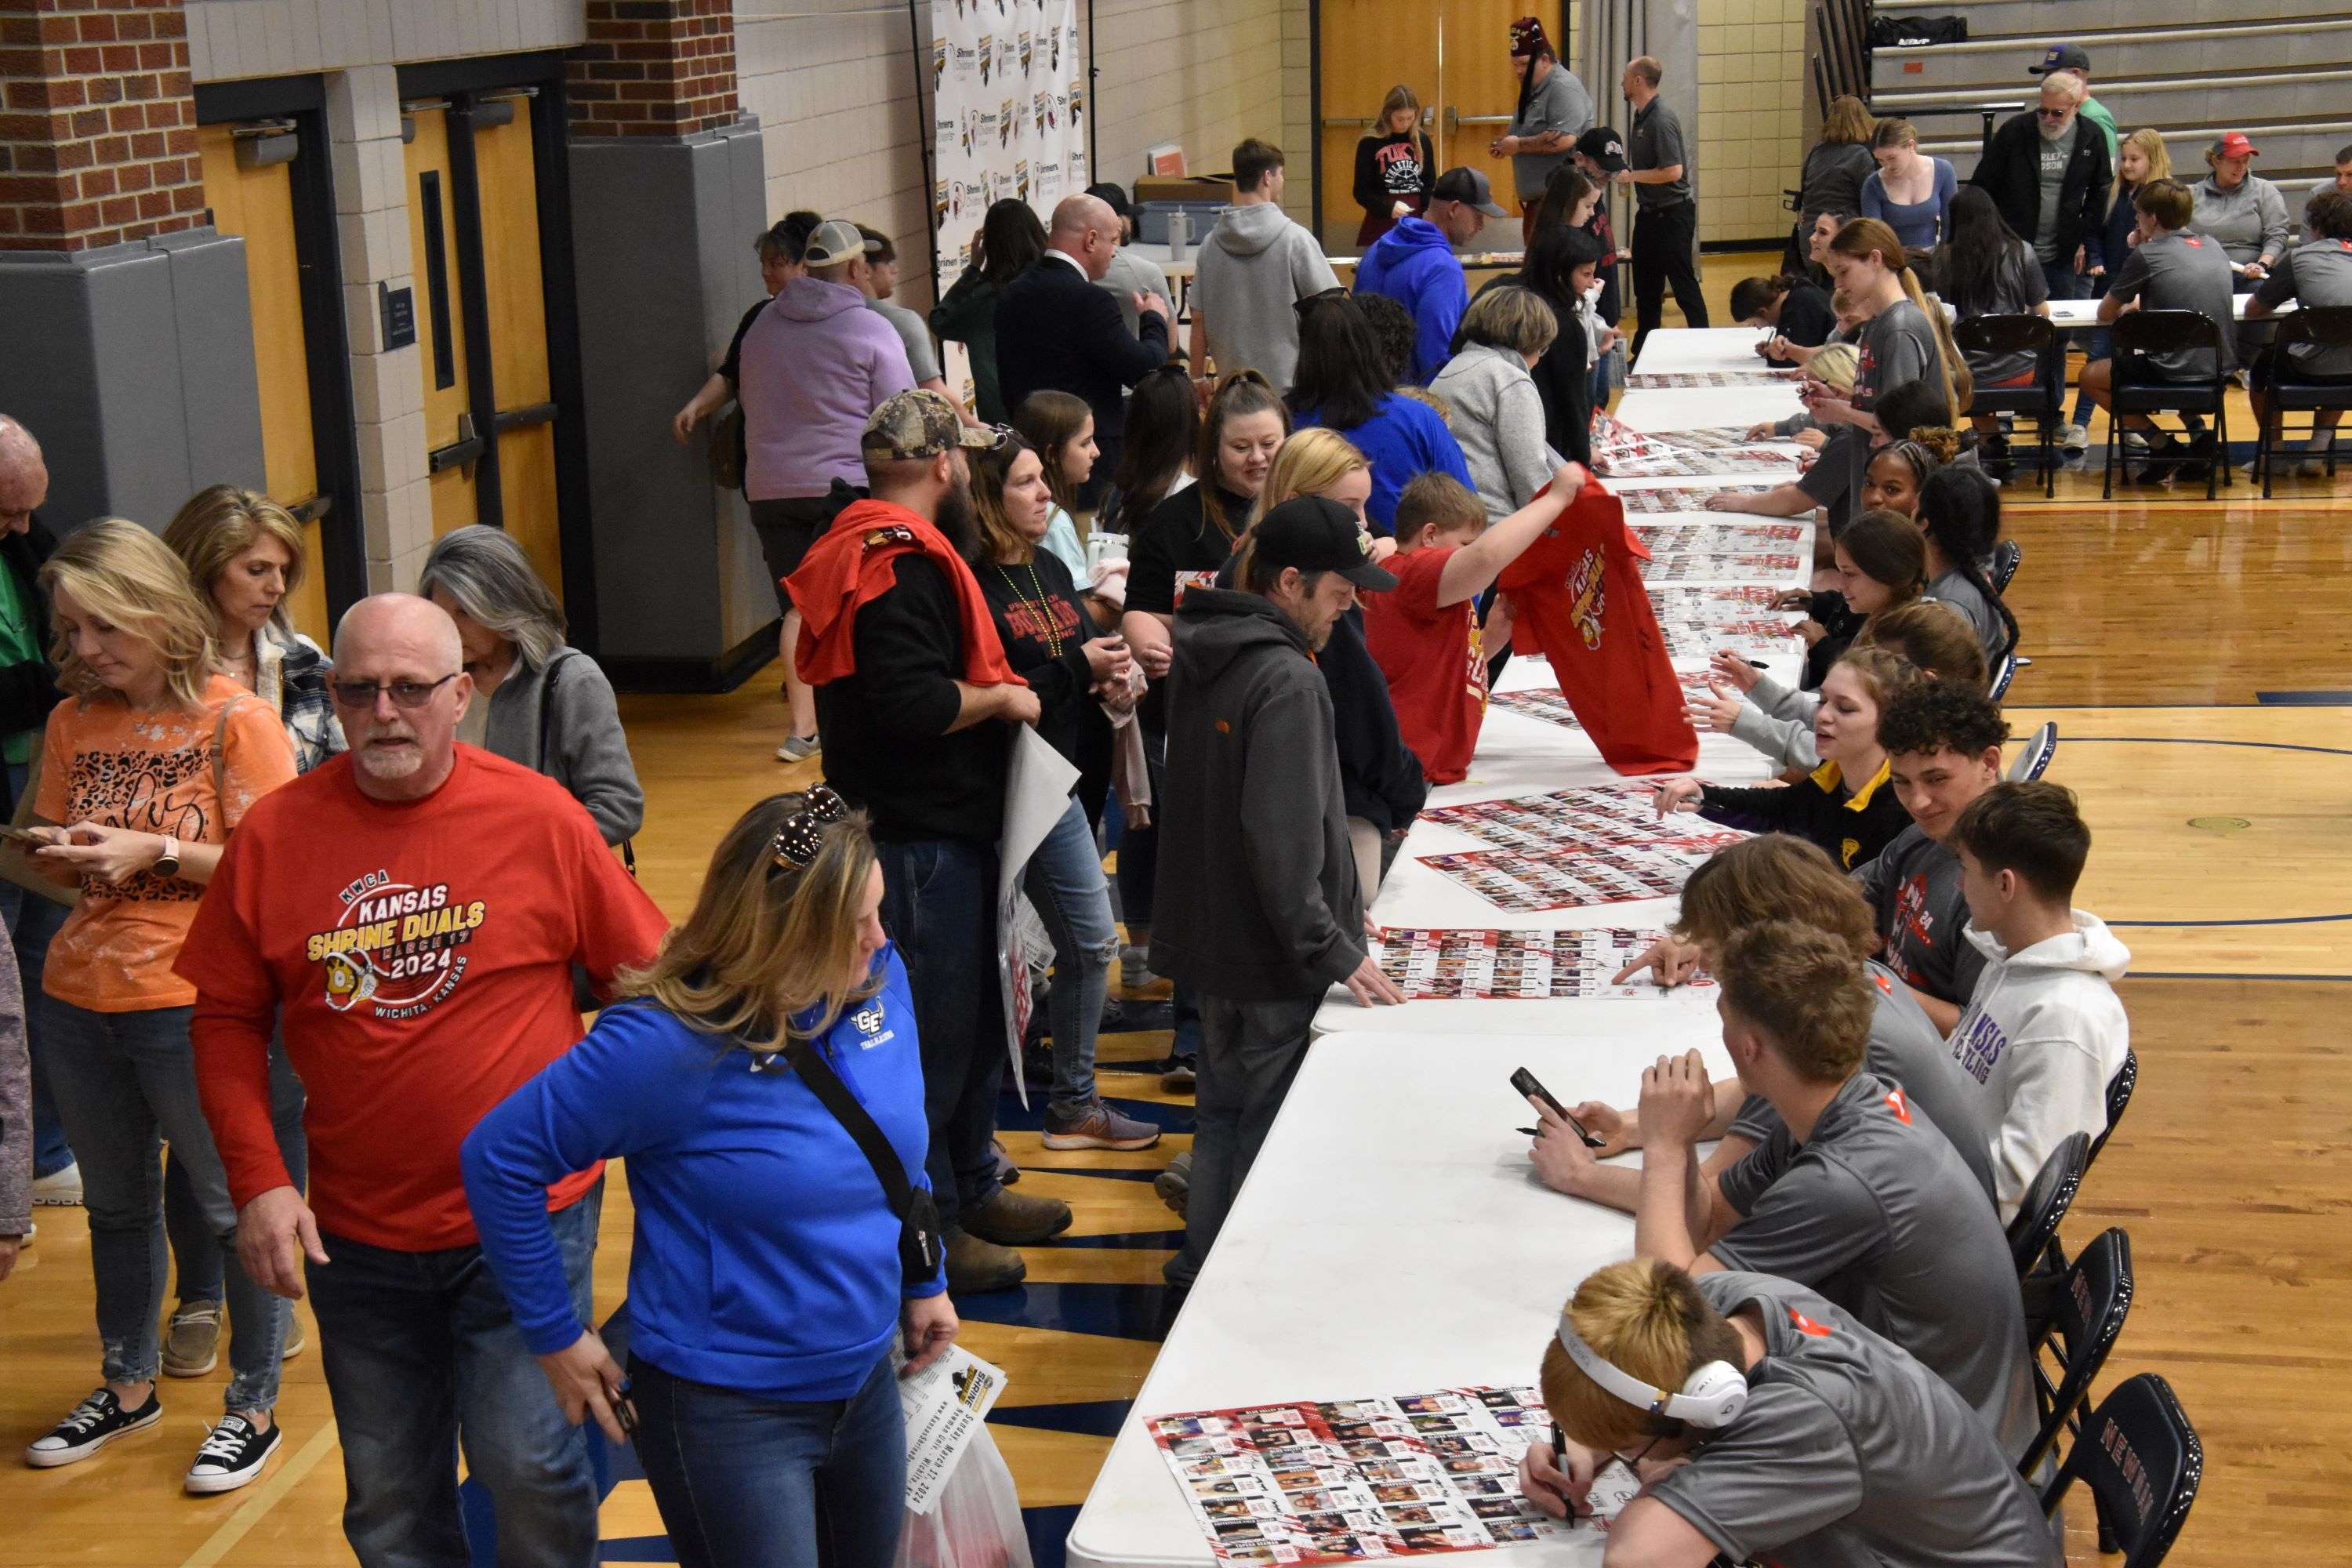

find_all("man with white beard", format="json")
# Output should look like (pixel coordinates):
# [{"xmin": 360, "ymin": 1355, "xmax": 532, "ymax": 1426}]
[{"xmin": 178, "ymin": 593, "xmax": 669, "ymax": 1568}]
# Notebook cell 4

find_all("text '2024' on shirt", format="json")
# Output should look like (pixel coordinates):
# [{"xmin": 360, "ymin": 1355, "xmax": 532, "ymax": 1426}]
[{"xmin": 180, "ymin": 746, "xmax": 671, "ymax": 1252}]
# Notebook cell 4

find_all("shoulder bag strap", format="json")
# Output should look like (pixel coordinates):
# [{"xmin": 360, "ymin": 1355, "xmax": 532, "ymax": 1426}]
[{"xmin": 779, "ymin": 1035, "xmax": 913, "ymax": 1217}]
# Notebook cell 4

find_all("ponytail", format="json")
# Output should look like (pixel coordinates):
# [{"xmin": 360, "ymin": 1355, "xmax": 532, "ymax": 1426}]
[
  {"xmin": 1830, "ymin": 217, "xmax": 1973, "ymax": 419},
  {"xmin": 1915, "ymin": 466, "xmax": 2020, "ymax": 661}
]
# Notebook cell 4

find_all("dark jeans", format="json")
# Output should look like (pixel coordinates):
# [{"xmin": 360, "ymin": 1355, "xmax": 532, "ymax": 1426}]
[
  {"xmin": 165, "ymin": 1033, "xmax": 306, "ymax": 1307},
  {"xmin": 0, "ymin": 871, "xmax": 73, "ymax": 1178},
  {"xmin": 2038, "ymin": 260, "xmax": 2084, "ymax": 409},
  {"xmin": 1631, "ymin": 199, "xmax": 1708, "ymax": 357},
  {"xmin": 1167, "ymin": 991, "xmax": 1321, "ymax": 1287},
  {"xmin": 630, "ymin": 1352, "xmax": 906, "ymax": 1568},
  {"xmin": 39, "ymin": 997, "xmax": 289, "ymax": 1410},
  {"xmin": 876, "ymin": 837, "xmax": 1004, "ymax": 1229},
  {"xmin": 308, "ymin": 1184, "xmax": 603, "ymax": 1568},
  {"xmin": 750, "ymin": 489, "xmax": 854, "ymax": 615}
]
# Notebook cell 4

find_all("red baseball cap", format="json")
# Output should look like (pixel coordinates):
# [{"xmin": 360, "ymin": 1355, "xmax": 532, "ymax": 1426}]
[{"xmin": 2212, "ymin": 132, "xmax": 2260, "ymax": 159}]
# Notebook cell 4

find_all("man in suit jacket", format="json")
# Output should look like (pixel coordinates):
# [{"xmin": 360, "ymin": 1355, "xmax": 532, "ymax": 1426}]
[{"xmin": 994, "ymin": 193, "xmax": 1172, "ymax": 506}]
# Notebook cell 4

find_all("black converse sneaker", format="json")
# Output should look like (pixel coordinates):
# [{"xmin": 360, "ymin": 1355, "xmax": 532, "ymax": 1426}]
[
  {"xmin": 184, "ymin": 1414, "xmax": 282, "ymax": 1494},
  {"xmin": 24, "ymin": 1387, "xmax": 162, "ymax": 1468}
]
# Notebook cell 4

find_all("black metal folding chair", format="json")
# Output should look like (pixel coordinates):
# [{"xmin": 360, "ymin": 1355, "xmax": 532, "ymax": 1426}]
[
  {"xmin": 2252, "ymin": 305, "xmax": 2352, "ymax": 497},
  {"xmin": 1990, "ymin": 538, "xmax": 2021, "ymax": 593},
  {"xmin": 2102, "ymin": 310, "xmax": 2233, "ymax": 500},
  {"xmin": 2019, "ymin": 1228, "xmax": 2134, "ymax": 1479},
  {"xmin": 1988, "ymin": 652, "xmax": 2020, "ymax": 702},
  {"xmin": 2087, "ymin": 1048, "xmax": 2138, "ymax": 1172},
  {"xmin": 2008, "ymin": 1131, "xmax": 2091, "ymax": 1279},
  {"xmin": 1955, "ymin": 315, "xmax": 2062, "ymax": 495},
  {"xmin": 2040, "ymin": 1374, "xmax": 2203, "ymax": 1568}
]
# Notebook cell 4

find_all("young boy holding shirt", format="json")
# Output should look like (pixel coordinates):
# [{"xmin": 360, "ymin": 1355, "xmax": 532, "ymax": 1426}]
[
  {"xmin": 1361, "ymin": 468, "xmax": 1583, "ymax": 783},
  {"xmin": 1947, "ymin": 781, "xmax": 2132, "ymax": 1221}
]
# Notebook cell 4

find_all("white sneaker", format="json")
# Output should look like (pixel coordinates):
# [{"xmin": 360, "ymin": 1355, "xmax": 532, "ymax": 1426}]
[
  {"xmin": 31, "ymin": 1162, "xmax": 82, "ymax": 1205},
  {"xmin": 2057, "ymin": 423, "xmax": 2089, "ymax": 456}
]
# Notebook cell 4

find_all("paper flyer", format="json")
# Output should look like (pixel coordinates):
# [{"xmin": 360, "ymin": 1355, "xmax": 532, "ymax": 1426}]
[
  {"xmin": 1624, "ymin": 368, "xmax": 1801, "ymax": 388},
  {"xmin": 901, "ymin": 1345, "xmax": 1010, "ymax": 1515},
  {"xmin": 1149, "ymin": 1385, "xmax": 1635, "ymax": 1563},
  {"xmin": 1616, "ymin": 484, "xmax": 1777, "ymax": 515},
  {"xmin": 1375, "ymin": 927, "xmax": 1713, "ymax": 1000},
  {"xmin": 1421, "ymin": 784, "xmax": 1722, "ymax": 855},
  {"xmin": 1420, "ymin": 837, "xmax": 1742, "ymax": 912},
  {"xmin": 998, "ymin": 723, "xmax": 1080, "ymax": 1106},
  {"xmin": 1637, "ymin": 550, "xmax": 1806, "ymax": 584}
]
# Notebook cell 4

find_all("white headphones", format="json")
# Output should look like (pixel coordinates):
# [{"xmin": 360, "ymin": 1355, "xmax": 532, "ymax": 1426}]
[{"xmin": 1555, "ymin": 1314, "xmax": 1750, "ymax": 1429}]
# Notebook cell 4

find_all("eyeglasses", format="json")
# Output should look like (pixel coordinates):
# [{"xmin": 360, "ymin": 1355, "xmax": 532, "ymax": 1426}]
[
  {"xmin": 2036, "ymin": 107, "xmax": 2073, "ymax": 121},
  {"xmin": 328, "ymin": 673, "xmax": 460, "ymax": 710},
  {"xmin": 769, "ymin": 785, "xmax": 848, "ymax": 872}
]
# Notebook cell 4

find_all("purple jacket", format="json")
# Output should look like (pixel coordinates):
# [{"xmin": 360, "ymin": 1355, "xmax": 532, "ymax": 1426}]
[{"xmin": 739, "ymin": 278, "xmax": 916, "ymax": 501}]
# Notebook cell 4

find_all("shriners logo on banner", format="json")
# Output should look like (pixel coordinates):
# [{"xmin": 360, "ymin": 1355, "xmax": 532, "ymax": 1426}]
[{"xmin": 931, "ymin": 0, "xmax": 1086, "ymax": 285}]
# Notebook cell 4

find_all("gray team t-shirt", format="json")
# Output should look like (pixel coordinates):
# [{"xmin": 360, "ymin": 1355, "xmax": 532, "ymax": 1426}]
[
  {"xmin": 1650, "ymin": 1272, "xmax": 2062, "ymax": 1568},
  {"xmin": 1508, "ymin": 64, "xmax": 1594, "ymax": 200},
  {"xmin": 2106, "ymin": 230, "xmax": 2238, "ymax": 376},
  {"xmin": 2032, "ymin": 120, "xmax": 2078, "ymax": 262},
  {"xmin": 1711, "ymin": 1070, "xmax": 2036, "ymax": 1461},
  {"xmin": 1727, "ymin": 962, "xmax": 2000, "ymax": 1204},
  {"xmin": 2257, "ymin": 237, "xmax": 2352, "ymax": 377},
  {"xmin": 1102, "ymin": 247, "xmax": 1174, "ymax": 338},
  {"xmin": 1926, "ymin": 568, "xmax": 2008, "ymax": 660},
  {"xmin": 1854, "ymin": 299, "xmax": 1940, "ymax": 414},
  {"xmin": 1853, "ymin": 822, "xmax": 1987, "ymax": 1007},
  {"xmin": 868, "ymin": 298, "xmax": 942, "ymax": 383},
  {"xmin": 1629, "ymin": 97, "xmax": 1693, "ymax": 210}
]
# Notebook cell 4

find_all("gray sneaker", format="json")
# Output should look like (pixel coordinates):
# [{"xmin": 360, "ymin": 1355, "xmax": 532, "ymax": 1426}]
[
  {"xmin": 1154, "ymin": 1149, "xmax": 1192, "ymax": 1216},
  {"xmin": 1042, "ymin": 1101, "xmax": 1163, "ymax": 1151},
  {"xmin": 1120, "ymin": 946, "xmax": 1151, "ymax": 991},
  {"xmin": 162, "ymin": 1301, "xmax": 222, "ymax": 1378},
  {"xmin": 775, "ymin": 731, "xmax": 822, "ymax": 763}
]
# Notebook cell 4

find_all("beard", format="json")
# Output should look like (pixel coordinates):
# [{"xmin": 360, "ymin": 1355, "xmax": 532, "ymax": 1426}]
[
  {"xmin": 933, "ymin": 480, "xmax": 978, "ymax": 556},
  {"xmin": 2038, "ymin": 116, "xmax": 2069, "ymax": 142},
  {"xmin": 353, "ymin": 728, "xmax": 426, "ymax": 781}
]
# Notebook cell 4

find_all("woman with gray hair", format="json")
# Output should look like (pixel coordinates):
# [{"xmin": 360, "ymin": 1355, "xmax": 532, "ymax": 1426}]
[
  {"xmin": 1430, "ymin": 285, "xmax": 1566, "ymax": 518},
  {"xmin": 419, "ymin": 526, "xmax": 644, "ymax": 846}
]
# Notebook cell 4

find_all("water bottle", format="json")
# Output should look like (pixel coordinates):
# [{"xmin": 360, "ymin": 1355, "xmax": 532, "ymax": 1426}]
[{"xmin": 1169, "ymin": 208, "xmax": 1189, "ymax": 263}]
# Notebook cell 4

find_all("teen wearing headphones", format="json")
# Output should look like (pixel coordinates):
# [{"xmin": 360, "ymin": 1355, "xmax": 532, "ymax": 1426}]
[
  {"xmin": 1616, "ymin": 922, "xmax": 2035, "ymax": 1461},
  {"xmin": 1519, "ymin": 1257, "xmax": 2060, "ymax": 1567},
  {"xmin": 1948, "ymin": 782, "xmax": 2132, "ymax": 1222}
]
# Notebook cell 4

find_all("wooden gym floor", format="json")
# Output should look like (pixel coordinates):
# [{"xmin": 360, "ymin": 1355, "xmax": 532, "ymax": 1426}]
[{"xmin": 4, "ymin": 253, "xmax": 2349, "ymax": 1565}]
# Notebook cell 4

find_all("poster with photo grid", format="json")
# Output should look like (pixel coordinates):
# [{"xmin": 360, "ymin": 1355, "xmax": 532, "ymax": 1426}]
[
  {"xmin": 1638, "ymin": 550, "xmax": 1806, "ymax": 584},
  {"xmin": 1420, "ymin": 837, "xmax": 1740, "ymax": 912},
  {"xmin": 1423, "ymin": 784, "xmax": 1708, "ymax": 855},
  {"xmin": 1375, "ymin": 927, "xmax": 1714, "ymax": 1000},
  {"xmin": 1616, "ymin": 485, "xmax": 1777, "ymax": 515}
]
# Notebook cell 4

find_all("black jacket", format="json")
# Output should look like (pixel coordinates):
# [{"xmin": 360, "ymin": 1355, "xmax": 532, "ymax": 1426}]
[
  {"xmin": 1698, "ymin": 758, "xmax": 1910, "ymax": 871},
  {"xmin": 993, "ymin": 256, "xmax": 1170, "ymax": 451},
  {"xmin": 1798, "ymin": 140, "xmax": 1877, "ymax": 223},
  {"xmin": 1321, "ymin": 608, "xmax": 1427, "ymax": 833},
  {"xmin": 1152, "ymin": 587, "xmax": 1365, "ymax": 1002},
  {"xmin": 1970, "ymin": 114, "xmax": 2113, "ymax": 270},
  {"xmin": 974, "ymin": 549, "xmax": 1099, "ymax": 769},
  {"xmin": 0, "ymin": 517, "xmax": 61, "ymax": 815}
]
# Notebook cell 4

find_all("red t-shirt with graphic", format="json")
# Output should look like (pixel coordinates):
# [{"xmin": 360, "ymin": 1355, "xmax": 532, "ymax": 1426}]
[
  {"xmin": 180, "ymin": 746, "xmax": 671, "ymax": 1250},
  {"xmin": 1363, "ymin": 546, "xmax": 1486, "ymax": 785}
]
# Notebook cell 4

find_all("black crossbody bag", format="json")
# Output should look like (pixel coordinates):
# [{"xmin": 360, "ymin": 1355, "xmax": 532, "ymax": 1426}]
[{"xmin": 767, "ymin": 1037, "xmax": 943, "ymax": 1285}]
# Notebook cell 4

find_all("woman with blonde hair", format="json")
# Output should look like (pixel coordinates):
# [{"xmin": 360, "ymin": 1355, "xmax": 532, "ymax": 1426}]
[
  {"xmin": 164, "ymin": 486, "xmax": 341, "ymax": 772},
  {"xmin": 1248, "ymin": 429, "xmax": 1424, "ymax": 895},
  {"xmin": 1790, "ymin": 95, "xmax": 1878, "ymax": 269},
  {"xmin": 964, "ymin": 432, "xmax": 1157, "ymax": 1153},
  {"xmin": 1515, "ymin": 1258, "xmax": 2059, "ymax": 1566},
  {"xmin": 1429, "ymin": 285, "xmax": 1563, "ymax": 519},
  {"xmin": 1353, "ymin": 84, "xmax": 1436, "ymax": 245},
  {"xmin": 20, "ymin": 519, "xmax": 299, "ymax": 1494},
  {"xmin": 463, "ymin": 789, "xmax": 960, "ymax": 1568}
]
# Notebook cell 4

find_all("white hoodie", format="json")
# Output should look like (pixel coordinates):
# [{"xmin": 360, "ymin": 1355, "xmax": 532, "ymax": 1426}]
[{"xmin": 1947, "ymin": 912, "xmax": 2132, "ymax": 1222}]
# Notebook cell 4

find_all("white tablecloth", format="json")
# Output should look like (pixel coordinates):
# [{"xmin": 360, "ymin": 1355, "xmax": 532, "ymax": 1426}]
[{"xmin": 1062, "ymin": 1030, "xmax": 1731, "ymax": 1568}]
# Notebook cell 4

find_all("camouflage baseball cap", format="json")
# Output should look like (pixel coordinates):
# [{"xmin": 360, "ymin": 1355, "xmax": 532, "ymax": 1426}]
[{"xmin": 862, "ymin": 390, "xmax": 1001, "ymax": 461}]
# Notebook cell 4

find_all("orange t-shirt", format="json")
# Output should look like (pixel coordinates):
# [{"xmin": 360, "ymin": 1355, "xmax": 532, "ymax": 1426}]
[
  {"xmin": 35, "ymin": 675, "xmax": 297, "ymax": 1013},
  {"xmin": 178, "ymin": 746, "xmax": 673, "ymax": 1251}
]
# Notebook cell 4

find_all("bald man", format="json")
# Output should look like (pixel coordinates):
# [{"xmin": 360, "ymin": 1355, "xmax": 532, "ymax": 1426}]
[
  {"xmin": 0, "ymin": 417, "xmax": 72, "ymax": 1239},
  {"xmin": 181, "ymin": 593, "xmax": 669, "ymax": 1566},
  {"xmin": 993, "ymin": 191, "xmax": 1173, "ymax": 498}
]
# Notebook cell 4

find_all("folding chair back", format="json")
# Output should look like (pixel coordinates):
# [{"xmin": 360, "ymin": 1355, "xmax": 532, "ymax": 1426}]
[
  {"xmin": 2008, "ymin": 1131, "xmax": 2091, "ymax": 1277},
  {"xmin": 1991, "ymin": 538, "xmax": 2021, "ymax": 593},
  {"xmin": 2254, "ymin": 306, "xmax": 2352, "ymax": 495},
  {"xmin": 2105, "ymin": 310, "xmax": 2232, "ymax": 499},
  {"xmin": 1954, "ymin": 315, "xmax": 2061, "ymax": 495},
  {"xmin": 2040, "ymin": 1374, "xmax": 2203, "ymax": 1568},
  {"xmin": 2020, "ymin": 1227, "xmax": 2134, "ymax": 1477},
  {"xmin": 2088, "ymin": 1048, "xmax": 2138, "ymax": 1171},
  {"xmin": 2009, "ymin": 719, "xmax": 2057, "ymax": 781},
  {"xmin": 1988, "ymin": 652, "xmax": 2020, "ymax": 702}
]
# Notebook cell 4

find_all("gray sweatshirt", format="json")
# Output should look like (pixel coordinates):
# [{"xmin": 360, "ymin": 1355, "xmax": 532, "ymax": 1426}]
[
  {"xmin": 2190, "ymin": 175, "xmax": 2291, "ymax": 267},
  {"xmin": 1190, "ymin": 201, "xmax": 1341, "ymax": 394},
  {"xmin": 1428, "ymin": 343, "xmax": 1560, "ymax": 518},
  {"xmin": 482, "ymin": 646, "xmax": 646, "ymax": 847},
  {"xmin": 0, "ymin": 930, "xmax": 29, "ymax": 1238},
  {"xmin": 1727, "ymin": 668, "xmax": 1821, "ymax": 770},
  {"xmin": 1152, "ymin": 586, "xmax": 1365, "ymax": 1001}
]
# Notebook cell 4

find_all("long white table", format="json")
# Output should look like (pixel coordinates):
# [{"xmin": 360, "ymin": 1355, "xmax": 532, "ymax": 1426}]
[{"xmin": 1063, "ymin": 1030, "xmax": 1732, "ymax": 1568}]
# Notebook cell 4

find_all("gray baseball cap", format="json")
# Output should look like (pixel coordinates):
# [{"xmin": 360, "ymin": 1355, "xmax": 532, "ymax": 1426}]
[{"xmin": 803, "ymin": 219, "xmax": 883, "ymax": 267}]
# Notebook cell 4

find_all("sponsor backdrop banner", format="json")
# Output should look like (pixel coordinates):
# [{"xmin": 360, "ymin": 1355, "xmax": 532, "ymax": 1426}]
[{"xmin": 931, "ymin": 0, "xmax": 1087, "ymax": 284}]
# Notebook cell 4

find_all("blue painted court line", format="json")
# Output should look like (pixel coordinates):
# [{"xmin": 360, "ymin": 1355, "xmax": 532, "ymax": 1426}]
[{"xmin": 2257, "ymin": 691, "xmax": 2352, "ymax": 705}]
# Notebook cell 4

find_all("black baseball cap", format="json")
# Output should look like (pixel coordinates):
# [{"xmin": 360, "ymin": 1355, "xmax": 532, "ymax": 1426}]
[
  {"xmin": 1087, "ymin": 181, "xmax": 1135, "ymax": 221},
  {"xmin": 1575, "ymin": 126, "xmax": 1627, "ymax": 173},
  {"xmin": 1253, "ymin": 496, "xmax": 1398, "ymax": 590},
  {"xmin": 1432, "ymin": 165, "xmax": 1511, "ymax": 218},
  {"xmin": 2029, "ymin": 42, "xmax": 2090, "ymax": 75}
]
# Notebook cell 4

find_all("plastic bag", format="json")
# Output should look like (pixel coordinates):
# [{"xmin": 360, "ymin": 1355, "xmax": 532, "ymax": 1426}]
[{"xmin": 893, "ymin": 1422, "xmax": 1033, "ymax": 1568}]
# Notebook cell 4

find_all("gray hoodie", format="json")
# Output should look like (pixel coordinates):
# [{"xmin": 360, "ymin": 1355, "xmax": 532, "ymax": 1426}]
[
  {"xmin": 1428, "ymin": 343, "xmax": 1562, "ymax": 518},
  {"xmin": 1190, "ymin": 201, "xmax": 1341, "ymax": 394},
  {"xmin": 1151, "ymin": 586, "xmax": 1366, "ymax": 1001},
  {"xmin": 1728, "ymin": 668, "xmax": 1820, "ymax": 770}
]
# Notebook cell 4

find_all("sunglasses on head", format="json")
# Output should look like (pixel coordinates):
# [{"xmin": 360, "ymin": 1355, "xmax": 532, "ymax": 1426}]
[{"xmin": 769, "ymin": 785, "xmax": 848, "ymax": 872}]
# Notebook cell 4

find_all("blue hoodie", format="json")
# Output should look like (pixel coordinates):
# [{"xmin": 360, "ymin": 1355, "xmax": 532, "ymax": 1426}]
[
  {"xmin": 1352, "ymin": 216, "xmax": 1468, "ymax": 383},
  {"xmin": 461, "ymin": 948, "xmax": 944, "ymax": 1402}
]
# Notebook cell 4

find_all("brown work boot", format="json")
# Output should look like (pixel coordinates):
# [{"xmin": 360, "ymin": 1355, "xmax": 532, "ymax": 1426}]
[
  {"xmin": 962, "ymin": 1187, "xmax": 1073, "ymax": 1247},
  {"xmin": 945, "ymin": 1229, "xmax": 1026, "ymax": 1293}
]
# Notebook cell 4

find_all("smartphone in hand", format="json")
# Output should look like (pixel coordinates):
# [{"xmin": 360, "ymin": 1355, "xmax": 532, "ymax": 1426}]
[{"xmin": 1512, "ymin": 1067, "xmax": 1605, "ymax": 1149}]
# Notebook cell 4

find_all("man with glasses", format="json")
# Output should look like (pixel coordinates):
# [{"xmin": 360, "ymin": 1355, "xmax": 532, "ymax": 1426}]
[
  {"xmin": 1971, "ymin": 70, "xmax": 2114, "ymax": 313},
  {"xmin": 180, "ymin": 593, "xmax": 669, "ymax": 1568},
  {"xmin": 993, "ymin": 191, "xmax": 1172, "ymax": 506}
]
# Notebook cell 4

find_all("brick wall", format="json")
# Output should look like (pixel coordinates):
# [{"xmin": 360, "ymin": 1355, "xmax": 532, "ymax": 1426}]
[
  {"xmin": 570, "ymin": 0, "xmax": 739, "ymax": 138},
  {"xmin": 0, "ymin": 0, "xmax": 204, "ymax": 251}
]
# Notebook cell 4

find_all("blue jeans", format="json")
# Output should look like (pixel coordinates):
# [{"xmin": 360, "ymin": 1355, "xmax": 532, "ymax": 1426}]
[
  {"xmin": 166, "ymin": 1033, "xmax": 306, "ymax": 1306},
  {"xmin": 0, "ymin": 873, "xmax": 73, "ymax": 1178},
  {"xmin": 2039, "ymin": 260, "xmax": 2085, "ymax": 409},
  {"xmin": 876, "ymin": 837, "xmax": 1003, "ymax": 1229},
  {"xmin": 307, "ymin": 1183, "xmax": 603, "ymax": 1568},
  {"xmin": 629, "ymin": 1351, "xmax": 906, "ymax": 1568},
  {"xmin": 1024, "ymin": 797, "xmax": 1120, "ymax": 1117},
  {"xmin": 38, "ymin": 996, "xmax": 288, "ymax": 1411}
]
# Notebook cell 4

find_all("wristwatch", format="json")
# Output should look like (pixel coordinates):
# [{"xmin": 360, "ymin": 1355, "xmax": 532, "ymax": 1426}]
[{"xmin": 153, "ymin": 835, "xmax": 182, "ymax": 879}]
